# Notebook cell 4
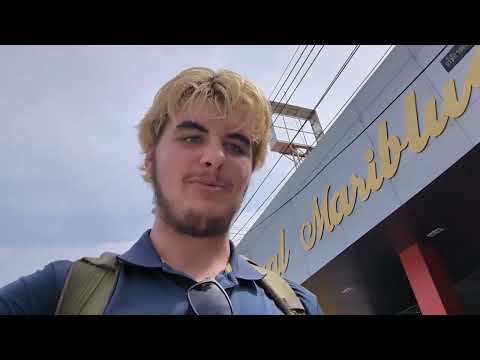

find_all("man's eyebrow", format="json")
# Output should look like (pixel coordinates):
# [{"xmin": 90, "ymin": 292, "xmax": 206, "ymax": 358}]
[
  {"xmin": 227, "ymin": 133, "xmax": 251, "ymax": 147},
  {"xmin": 176, "ymin": 121, "xmax": 250, "ymax": 146},
  {"xmin": 175, "ymin": 121, "xmax": 208, "ymax": 133}
]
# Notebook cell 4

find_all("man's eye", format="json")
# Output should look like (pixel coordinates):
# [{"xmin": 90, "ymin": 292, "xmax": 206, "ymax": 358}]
[
  {"xmin": 225, "ymin": 143, "xmax": 244, "ymax": 155},
  {"xmin": 183, "ymin": 136, "xmax": 202, "ymax": 144}
]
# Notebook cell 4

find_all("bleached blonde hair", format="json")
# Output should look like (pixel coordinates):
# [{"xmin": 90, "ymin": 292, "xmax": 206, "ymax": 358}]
[{"xmin": 137, "ymin": 67, "xmax": 272, "ymax": 183}]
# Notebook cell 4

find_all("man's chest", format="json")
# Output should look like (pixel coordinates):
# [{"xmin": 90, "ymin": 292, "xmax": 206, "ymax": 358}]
[{"xmin": 104, "ymin": 268, "xmax": 284, "ymax": 315}]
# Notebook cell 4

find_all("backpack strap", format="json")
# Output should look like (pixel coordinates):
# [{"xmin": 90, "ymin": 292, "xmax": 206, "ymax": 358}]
[
  {"xmin": 55, "ymin": 252, "xmax": 120, "ymax": 315},
  {"xmin": 240, "ymin": 255, "xmax": 306, "ymax": 315},
  {"xmin": 55, "ymin": 252, "xmax": 306, "ymax": 315}
]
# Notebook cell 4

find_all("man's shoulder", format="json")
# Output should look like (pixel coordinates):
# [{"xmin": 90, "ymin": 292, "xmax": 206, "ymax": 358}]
[
  {"xmin": 49, "ymin": 259, "xmax": 74, "ymax": 277},
  {"xmin": 0, "ymin": 259, "xmax": 73, "ymax": 314},
  {"xmin": 284, "ymin": 278, "xmax": 324, "ymax": 315}
]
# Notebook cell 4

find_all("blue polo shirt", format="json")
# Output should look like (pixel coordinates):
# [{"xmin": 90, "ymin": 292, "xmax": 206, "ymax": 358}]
[{"xmin": 0, "ymin": 230, "xmax": 323, "ymax": 315}]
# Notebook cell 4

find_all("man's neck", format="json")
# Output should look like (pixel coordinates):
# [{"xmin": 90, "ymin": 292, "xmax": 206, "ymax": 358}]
[{"xmin": 150, "ymin": 215, "xmax": 231, "ymax": 282}]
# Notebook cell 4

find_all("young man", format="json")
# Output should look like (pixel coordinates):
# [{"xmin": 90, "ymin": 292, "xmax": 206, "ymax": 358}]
[{"xmin": 0, "ymin": 67, "xmax": 323, "ymax": 315}]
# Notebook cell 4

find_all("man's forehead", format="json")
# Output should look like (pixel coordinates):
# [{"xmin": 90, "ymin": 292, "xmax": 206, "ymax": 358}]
[{"xmin": 174, "ymin": 108, "xmax": 253, "ymax": 138}]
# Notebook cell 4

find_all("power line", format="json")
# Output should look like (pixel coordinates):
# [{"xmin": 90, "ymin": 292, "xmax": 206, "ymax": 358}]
[
  {"xmin": 245, "ymin": 45, "xmax": 448, "ymax": 235},
  {"xmin": 232, "ymin": 45, "xmax": 360, "ymax": 240},
  {"xmin": 270, "ymin": 45, "xmax": 317, "ymax": 117},
  {"xmin": 270, "ymin": 46, "xmax": 326, "ymax": 127},
  {"xmin": 231, "ymin": 147, "xmax": 298, "ymax": 242},
  {"xmin": 231, "ymin": 45, "xmax": 326, "ymax": 226},
  {"xmin": 268, "ymin": 45, "xmax": 302, "ymax": 99},
  {"xmin": 231, "ymin": 45, "xmax": 393, "ymax": 242},
  {"xmin": 231, "ymin": 46, "xmax": 361, "ymax": 240},
  {"xmin": 299, "ymin": 46, "xmax": 394, "ymax": 184},
  {"xmin": 232, "ymin": 45, "xmax": 350, "ymax": 229},
  {"xmin": 270, "ymin": 45, "xmax": 309, "ymax": 103},
  {"xmin": 323, "ymin": 46, "xmax": 394, "ymax": 132}
]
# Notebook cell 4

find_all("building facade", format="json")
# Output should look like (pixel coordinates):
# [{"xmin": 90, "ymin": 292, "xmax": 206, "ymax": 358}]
[{"xmin": 237, "ymin": 45, "xmax": 480, "ymax": 314}]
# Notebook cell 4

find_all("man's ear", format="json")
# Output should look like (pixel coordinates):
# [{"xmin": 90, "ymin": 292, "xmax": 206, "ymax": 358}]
[{"xmin": 144, "ymin": 146, "xmax": 155, "ymax": 179}]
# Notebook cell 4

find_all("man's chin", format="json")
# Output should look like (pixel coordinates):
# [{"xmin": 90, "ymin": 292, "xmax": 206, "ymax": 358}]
[
  {"xmin": 188, "ymin": 202, "xmax": 236, "ymax": 217},
  {"xmin": 185, "ymin": 204, "xmax": 237, "ymax": 226},
  {"xmin": 177, "ymin": 212, "xmax": 231, "ymax": 238},
  {"xmin": 153, "ymin": 182, "xmax": 239, "ymax": 237},
  {"xmin": 186, "ymin": 209, "xmax": 234, "ymax": 226}
]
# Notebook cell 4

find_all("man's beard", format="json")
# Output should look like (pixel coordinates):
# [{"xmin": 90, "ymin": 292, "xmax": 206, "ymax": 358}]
[{"xmin": 152, "ymin": 170, "xmax": 240, "ymax": 238}]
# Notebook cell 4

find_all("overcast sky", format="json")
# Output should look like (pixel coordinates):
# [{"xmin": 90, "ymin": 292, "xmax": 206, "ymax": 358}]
[{"xmin": 0, "ymin": 45, "xmax": 392, "ymax": 286}]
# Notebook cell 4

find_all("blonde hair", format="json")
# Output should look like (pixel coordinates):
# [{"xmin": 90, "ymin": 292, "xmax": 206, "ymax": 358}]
[{"xmin": 137, "ymin": 67, "xmax": 272, "ymax": 183}]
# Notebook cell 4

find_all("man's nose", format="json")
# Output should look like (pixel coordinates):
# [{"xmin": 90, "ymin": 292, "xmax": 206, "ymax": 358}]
[{"xmin": 200, "ymin": 141, "xmax": 226, "ymax": 169}]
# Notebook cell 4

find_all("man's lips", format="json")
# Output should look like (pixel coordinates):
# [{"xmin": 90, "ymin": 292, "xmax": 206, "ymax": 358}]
[
  {"xmin": 185, "ymin": 177, "xmax": 230, "ymax": 190},
  {"xmin": 191, "ymin": 181, "xmax": 224, "ymax": 189}
]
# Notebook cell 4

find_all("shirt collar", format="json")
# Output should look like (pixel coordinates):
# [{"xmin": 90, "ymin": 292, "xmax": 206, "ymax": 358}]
[
  {"xmin": 228, "ymin": 242, "xmax": 265, "ymax": 281},
  {"xmin": 118, "ymin": 229, "xmax": 265, "ymax": 281},
  {"xmin": 118, "ymin": 229, "xmax": 165, "ymax": 268}
]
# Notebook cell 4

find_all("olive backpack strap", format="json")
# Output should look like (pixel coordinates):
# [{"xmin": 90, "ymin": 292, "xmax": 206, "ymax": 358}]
[
  {"xmin": 240, "ymin": 255, "xmax": 306, "ymax": 315},
  {"xmin": 55, "ymin": 252, "xmax": 120, "ymax": 315},
  {"xmin": 56, "ymin": 252, "xmax": 306, "ymax": 315}
]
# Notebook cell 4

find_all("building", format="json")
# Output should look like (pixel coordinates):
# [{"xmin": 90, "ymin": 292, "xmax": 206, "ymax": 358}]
[{"xmin": 236, "ymin": 45, "xmax": 480, "ymax": 314}]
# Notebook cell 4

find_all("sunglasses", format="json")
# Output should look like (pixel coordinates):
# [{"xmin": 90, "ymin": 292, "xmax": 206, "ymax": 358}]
[{"xmin": 187, "ymin": 279, "xmax": 234, "ymax": 315}]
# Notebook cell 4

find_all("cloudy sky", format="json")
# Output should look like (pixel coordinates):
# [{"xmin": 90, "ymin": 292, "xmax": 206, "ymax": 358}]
[{"xmin": 0, "ymin": 45, "xmax": 391, "ymax": 286}]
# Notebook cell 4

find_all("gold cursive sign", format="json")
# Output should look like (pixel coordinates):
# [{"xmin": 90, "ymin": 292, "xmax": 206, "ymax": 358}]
[
  {"xmin": 264, "ymin": 228, "xmax": 290, "ymax": 275},
  {"xmin": 262, "ymin": 47, "xmax": 480, "ymax": 273},
  {"xmin": 300, "ymin": 47, "xmax": 480, "ymax": 252}
]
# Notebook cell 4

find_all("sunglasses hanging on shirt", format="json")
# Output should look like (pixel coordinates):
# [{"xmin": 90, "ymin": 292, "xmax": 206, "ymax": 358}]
[{"xmin": 187, "ymin": 279, "xmax": 234, "ymax": 315}]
